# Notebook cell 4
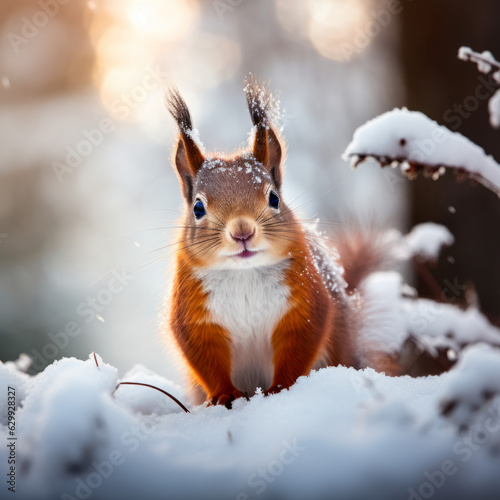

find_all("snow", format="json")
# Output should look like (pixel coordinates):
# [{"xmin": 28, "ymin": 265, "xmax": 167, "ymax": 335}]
[
  {"xmin": 488, "ymin": 89, "xmax": 500, "ymax": 129},
  {"xmin": 342, "ymin": 108, "xmax": 500, "ymax": 196},
  {"xmin": 199, "ymin": 156, "xmax": 271, "ymax": 186},
  {"xmin": 407, "ymin": 302, "xmax": 500, "ymax": 354},
  {"xmin": 244, "ymin": 75, "xmax": 283, "ymax": 130},
  {"xmin": 185, "ymin": 127, "xmax": 206, "ymax": 153},
  {"xmin": 357, "ymin": 271, "xmax": 409, "ymax": 357},
  {"xmin": 113, "ymin": 364, "xmax": 186, "ymax": 416},
  {"xmin": 440, "ymin": 344, "xmax": 500, "ymax": 429},
  {"xmin": 2, "ymin": 346, "xmax": 500, "ymax": 500},
  {"xmin": 457, "ymin": 46, "xmax": 472, "ymax": 62},
  {"xmin": 307, "ymin": 224, "xmax": 347, "ymax": 298},
  {"xmin": 458, "ymin": 47, "xmax": 500, "ymax": 130},
  {"xmin": 357, "ymin": 271, "xmax": 500, "ymax": 360},
  {"xmin": 457, "ymin": 47, "xmax": 497, "ymax": 73},
  {"xmin": 401, "ymin": 222, "xmax": 454, "ymax": 262},
  {"xmin": 0, "ymin": 360, "xmax": 30, "ymax": 426}
]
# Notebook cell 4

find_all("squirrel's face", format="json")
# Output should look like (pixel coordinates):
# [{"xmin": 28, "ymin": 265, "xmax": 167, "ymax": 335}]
[
  {"xmin": 181, "ymin": 154, "xmax": 295, "ymax": 270},
  {"xmin": 166, "ymin": 79, "xmax": 293, "ymax": 270}
]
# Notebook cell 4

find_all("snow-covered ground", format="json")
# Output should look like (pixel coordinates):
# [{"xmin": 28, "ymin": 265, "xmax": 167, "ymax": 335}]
[
  {"xmin": 2, "ymin": 218, "xmax": 500, "ymax": 500},
  {"xmin": 2, "ymin": 344, "xmax": 500, "ymax": 500}
]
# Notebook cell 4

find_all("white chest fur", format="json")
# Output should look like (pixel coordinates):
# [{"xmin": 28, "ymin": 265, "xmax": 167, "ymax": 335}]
[{"xmin": 196, "ymin": 261, "xmax": 291, "ymax": 394}]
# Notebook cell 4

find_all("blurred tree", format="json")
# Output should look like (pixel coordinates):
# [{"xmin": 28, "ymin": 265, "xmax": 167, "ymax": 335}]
[
  {"xmin": 400, "ymin": 0, "xmax": 500, "ymax": 321},
  {"xmin": 0, "ymin": 0, "xmax": 96, "ymax": 362}
]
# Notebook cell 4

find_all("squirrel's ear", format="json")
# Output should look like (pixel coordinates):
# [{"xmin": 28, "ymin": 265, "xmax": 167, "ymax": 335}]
[
  {"xmin": 245, "ymin": 76, "xmax": 284, "ymax": 188},
  {"xmin": 165, "ymin": 88, "xmax": 205, "ymax": 201},
  {"xmin": 172, "ymin": 137, "xmax": 195, "ymax": 200},
  {"xmin": 255, "ymin": 125, "xmax": 283, "ymax": 189}
]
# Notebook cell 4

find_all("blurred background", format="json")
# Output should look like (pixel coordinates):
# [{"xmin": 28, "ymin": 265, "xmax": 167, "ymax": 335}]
[{"xmin": 0, "ymin": 0, "xmax": 499, "ymax": 384}]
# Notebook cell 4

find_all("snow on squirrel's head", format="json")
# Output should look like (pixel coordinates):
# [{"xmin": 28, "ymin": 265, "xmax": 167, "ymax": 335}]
[{"xmin": 166, "ymin": 76, "xmax": 297, "ymax": 271}]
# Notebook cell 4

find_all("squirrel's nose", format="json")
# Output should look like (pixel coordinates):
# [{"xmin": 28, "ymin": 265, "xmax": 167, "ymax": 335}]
[{"xmin": 230, "ymin": 229, "xmax": 255, "ymax": 242}]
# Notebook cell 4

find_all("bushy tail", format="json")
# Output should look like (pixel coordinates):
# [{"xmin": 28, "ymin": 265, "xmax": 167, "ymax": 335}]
[
  {"xmin": 336, "ymin": 228, "xmax": 396, "ymax": 293},
  {"xmin": 335, "ymin": 227, "xmax": 402, "ymax": 375}
]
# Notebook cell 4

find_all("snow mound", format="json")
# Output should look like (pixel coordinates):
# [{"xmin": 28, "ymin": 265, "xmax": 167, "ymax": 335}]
[
  {"xmin": 440, "ymin": 344, "xmax": 500, "ymax": 428},
  {"xmin": 402, "ymin": 222, "xmax": 454, "ymax": 262},
  {"xmin": 2, "ymin": 346, "xmax": 500, "ymax": 500},
  {"xmin": 357, "ymin": 271, "xmax": 500, "ymax": 363}
]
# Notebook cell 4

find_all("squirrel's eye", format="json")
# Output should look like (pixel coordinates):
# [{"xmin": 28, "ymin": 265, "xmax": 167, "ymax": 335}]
[
  {"xmin": 269, "ymin": 190, "xmax": 280, "ymax": 210},
  {"xmin": 193, "ymin": 199, "xmax": 206, "ymax": 220}
]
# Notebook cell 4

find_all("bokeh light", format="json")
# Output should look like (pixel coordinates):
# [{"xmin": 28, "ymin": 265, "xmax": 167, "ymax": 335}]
[
  {"xmin": 89, "ymin": 0, "xmax": 200, "ymax": 121},
  {"xmin": 276, "ymin": 0, "xmax": 373, "ymax": 61}
]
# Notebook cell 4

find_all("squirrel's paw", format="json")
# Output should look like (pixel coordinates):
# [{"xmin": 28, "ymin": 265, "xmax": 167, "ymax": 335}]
[
  {"xmin": 263, "ymin": 384, "xmax": 285, "ymax": 397},
  {"xmin": 208, "ymin": 389, "xmax": 247, "ymax": 409}
]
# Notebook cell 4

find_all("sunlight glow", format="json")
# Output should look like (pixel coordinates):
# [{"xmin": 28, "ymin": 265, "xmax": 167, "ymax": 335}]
[
  {"xmin": 89, "ymin": 0, "xmax": 200, "ymax": 121},
  {"xmin": 276, "ymin": 0, "xmax": 373, "ymax": 62}
]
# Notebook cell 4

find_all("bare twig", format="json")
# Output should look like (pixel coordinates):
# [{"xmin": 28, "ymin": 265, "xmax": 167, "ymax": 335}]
[
  {"xmin": 114, "ymin": 381, "xmax": 190, "ymax": 413},
  {"xmin": 412, "ymin": 257, "xmax": 444, "ymax": 302}
]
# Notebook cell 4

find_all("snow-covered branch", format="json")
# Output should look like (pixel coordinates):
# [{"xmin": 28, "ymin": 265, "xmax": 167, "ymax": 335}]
[
  {"xmin": 458, "ymin": 46, "xmax": 500, "ymax": 128},
  {"xmin": 343, "ymin": 108, "xmax": 500, "ymax": 197},
  {"xmin": 458, "ymin": 47, "xmax": 500, "ymax": 76}
]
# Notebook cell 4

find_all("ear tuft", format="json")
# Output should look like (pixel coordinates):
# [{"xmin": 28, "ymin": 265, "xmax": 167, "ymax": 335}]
[
  {"xmin": 244, "ymin": 75, "xmax": 285, "ymax": 188},
  {"xmin": 165, "ymin": 87, "xmax": 194, "ymax": 132},
  {"xmin": 244, "ymin": 75, "xmax": 280, "ymax": 129},
  {"xmin": 165, "ymin": 87, "xmax": 205, "ymax": 200}
]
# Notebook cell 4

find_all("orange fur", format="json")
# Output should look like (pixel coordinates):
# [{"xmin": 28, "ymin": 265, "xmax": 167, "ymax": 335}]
[
  {"xmin": 170, "ymin": 253, "xmax": 245, "ymax": 405},
  {"xmin": 267, "ymin": 241, "xmax": 333, "ymax": 393}
]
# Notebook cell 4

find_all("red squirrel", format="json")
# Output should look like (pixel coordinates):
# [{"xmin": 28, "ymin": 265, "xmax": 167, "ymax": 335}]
[{"xmin": 165, "ymin": 78, "xmax": 395, "ymax": 408}]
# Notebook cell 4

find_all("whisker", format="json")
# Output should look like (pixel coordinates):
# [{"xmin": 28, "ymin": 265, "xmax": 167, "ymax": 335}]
[
  {"xmin": 298, "ymin": 219, "xmax": 353, "ymax": 230},
  {"xmin": 137, "ymin": 273, "xmax": 166, "ymax": 312},
  {"xmin": 264, "ymin": 227, "xmax": 339, "ymax": 246},
  {"xmin": 91, "ymin": 233, "xmax": 221, "ymax": 287},
  {"xmin": 107, "ymin": 225, "xmax": 222, "ymax": 241},
  {"xmin": 109, "ymin": 255, "xmax": 169, "ymax": 290},
  {"xmin": 255, "ymin": 205, "xmax": 268, "ymax": 224},
  {"xmin": 259, "ymin": 205, "xmax": 293, "ymax": 225},
  {"xmin": 209, "ymin": 213, "xmax": 226, "ymax": 228},
  {"xmin": 260, "ymin": 181, "xmax": 347, "ymax": 226},
  {"xmin": 262, "ymin": 232, "xmax": 301, "ymax": 245},
  {"xmin": 287, "ymin": 181, "xmax": 347, "ymax": 214},
  {"xmin": 111, "ymin": 236, "xmax": 221, "ymax": 287},
  {"xmin": 263, "ymin": 219, "xmax": 350, "ymax": 229},
  {"xmin": 278, "ymin": 191, "xmax": 307, "ymax": 214},
  {"xmin": 150, "ymin": 208, "xmax": 184, "ymax": 214},
  {"xmin": 255, "ymin": 191, "xmax": 307, "ymax": 225},
  {"xmin": 176, "ymin": 241, "xmax": 221, "ymax": 273},
  {"xmin": 308, "ymin": 239, "xmax": 345, "ymax": 262}
]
